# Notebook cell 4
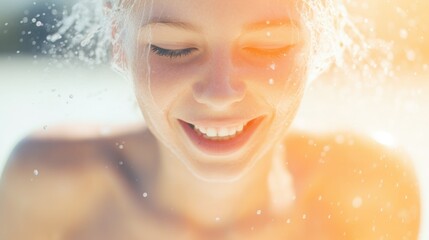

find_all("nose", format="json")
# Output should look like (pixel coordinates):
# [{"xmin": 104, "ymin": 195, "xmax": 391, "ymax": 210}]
[{"xmin": 192, "ymin": 49, "xmax": 246, "ymax": 110}]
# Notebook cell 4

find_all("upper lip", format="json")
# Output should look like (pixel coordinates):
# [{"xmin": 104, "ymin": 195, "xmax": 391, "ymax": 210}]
[{"xmin": 179, "ymin": 116, "xmax": 261, "ymax": 128}]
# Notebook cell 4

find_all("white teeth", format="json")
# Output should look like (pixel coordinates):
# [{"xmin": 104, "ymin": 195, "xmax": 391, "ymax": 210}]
[
  {"xmin": 218, "ymin": 128, "xmax": 229, "ymax": 137},
  {"xmin": 199, "ymin": 126, "xmax": 207, "ymax": 134},
  {"xmin": 193, "ymin": 122, "xmax": 248, "ymax": 139},
  {"xmin": 228, "ymin": 127, "xmax": 236, "ymax": 136},
  {"xmin": 206, "ymin": 128, "xmax": 217, "ymax": 137}
]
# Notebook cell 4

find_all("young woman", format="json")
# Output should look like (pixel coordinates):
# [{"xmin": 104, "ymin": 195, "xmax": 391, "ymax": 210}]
[{"xmin": 0, "ymin": 0, "xmax": 421, "ymax": 239}]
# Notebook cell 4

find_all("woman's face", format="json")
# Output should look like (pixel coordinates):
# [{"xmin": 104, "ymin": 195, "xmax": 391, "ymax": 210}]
[{"xmin": 127, "ymin": 0, "xmax": 310, "ymax": 181}]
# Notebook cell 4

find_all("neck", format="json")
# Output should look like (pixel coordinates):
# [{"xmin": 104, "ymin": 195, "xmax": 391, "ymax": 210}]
[{"xmin": 153, "ymin": 144, "xmax": 276, "ymax": 228}]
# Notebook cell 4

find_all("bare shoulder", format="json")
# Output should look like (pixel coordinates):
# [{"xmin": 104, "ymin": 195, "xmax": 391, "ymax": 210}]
[
  {"xmin": 0, "ymin": 122, "xmax": 149, "ymax": 239},
  {"xmin": 284, "ymin": 131, "xmax": 420, "ymax": 239}
]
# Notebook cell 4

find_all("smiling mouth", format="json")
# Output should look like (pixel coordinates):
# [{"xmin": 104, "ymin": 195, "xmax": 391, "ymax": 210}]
[{"xmin": 178, "ymin": 116, "xmax": 265, "ymax": 155}]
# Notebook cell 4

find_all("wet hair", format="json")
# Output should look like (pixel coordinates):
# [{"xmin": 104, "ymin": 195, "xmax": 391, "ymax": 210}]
[{"xmin": 46, "ymin": 0, "xmax": 379, "ymax": 82}]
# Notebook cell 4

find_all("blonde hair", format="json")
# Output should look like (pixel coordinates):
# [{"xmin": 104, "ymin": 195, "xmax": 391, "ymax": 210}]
[{"xmin": 47, "ymin": 0, "xmax": 375, "ymax": 82}]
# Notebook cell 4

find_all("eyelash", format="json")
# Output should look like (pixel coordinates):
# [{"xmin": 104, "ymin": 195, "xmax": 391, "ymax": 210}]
[
  {"xmin": 245, "ymin": 45, "xmax": 295, "ymax": 57},
  {"xmin": 150, "ymin": 45, "xmax": 198, "ymax": 59},
  {"xmin": 149, "ymin": 44, "xmax": 295, "ymax": 59}
]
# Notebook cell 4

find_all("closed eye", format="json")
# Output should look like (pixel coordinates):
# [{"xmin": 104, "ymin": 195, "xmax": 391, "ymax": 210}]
[
  {"xmin": 150, "ymin": 45, "xmax": 198, "ymax": 59},
  {"xmin": 244, "ymin": 45, "xmax": 295, "ymax": 57}
]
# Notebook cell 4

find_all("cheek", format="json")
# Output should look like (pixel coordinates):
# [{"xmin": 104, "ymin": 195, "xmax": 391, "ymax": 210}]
[
  {"xmin": 132, "ymin": 54, "xmax": 200, "ymax": 110},
  {"xmin": 244, "ymin": 51, "xmax": 308, "ymax": 107}
]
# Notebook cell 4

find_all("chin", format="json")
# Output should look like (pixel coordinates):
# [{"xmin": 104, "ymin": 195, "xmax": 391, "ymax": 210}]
[{"xmin": 180, "ymin": 152, "xmax": 256, "ymax": 182}]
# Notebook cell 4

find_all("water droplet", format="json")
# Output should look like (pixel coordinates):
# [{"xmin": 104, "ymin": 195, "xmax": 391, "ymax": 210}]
[
  {"xmin": 266, "ymin": 31, "xmax": 272, "ymax": 37},
  {"xmin": 33, "ymin": 169, "xmax": 39, "ymax": 176},
  {"xmin": 47, "ymin": 33, "xmax": 62, "ymax": 42},
  {"xmin": 399, "ymin": 29, "xmax": 408, "ymax": 39},
  {"xmin": 286, "ymin": 218, "xmax": 291, "ymax": 224},
  {"xmin": 4, "ymin": 22, "xmax": 8, "ymax": 26},
  {"xmin": 323, "ymin": 145, "xmax": 331, "ymax": 152},
  {"xmin": 119, "ymin": 161, "xmax": 124, "ymax": 166},
  {"xmin": 31, "ymin": 18, "xmax": 36, "ymax": 23},
  {"xmin": 36, "ymin": 21, "xmax": 43, "ymax": 27},
  {"xmin": 43, "ymin": 125, "xmax": 48, "ymax": 130},
  {"xmin": 266, "ymin": 20, "xmax": 271, "ymax": 25},
  {"xmin": 16, "ymin": 50, "xmax": 20, "ymax": 54},
  {"xmin": 352, "ymin": 196, "xmax": 363, "ymax": 208},
  {"xmin": 99, "ymin": 127, "xmax": 111, "ymax": 136},
  {"xmin": 215, "ymin": 217, "xmax": 221, "ymax": 221},
  {"xmin": 69, "ymin": 94, "xmax": 74, "ymax": 99},
  {"xmin": 335, "ymin": 135, "xmax": 345, "ymax": 144},
  {"xmin": 256, "ymin": 210, "xmax": 262, "ymax": 215},
  {"xmin": 142, "ymin": 192, "xmax": 148, "ymax": 198},
  {"xmin": 118, "ymin": 144, "xmax": 124, "ymax": 150},
  {"xmin": 269, "ymin": 63, "xmax": 276, "ymax": 70},
  {"xmin": 406, "ymin": 50, "xmax": 416, "ymax": 62},
  {"xmin": 302, "ymin": 214, "xmax": 307, "ymax": 219}
]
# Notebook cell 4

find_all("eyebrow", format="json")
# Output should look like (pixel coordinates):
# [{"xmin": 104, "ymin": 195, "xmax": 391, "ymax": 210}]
[
  {"xmin": 143, "ymin": 18, "xmax": 201, "ymax": 32},
  {"xmin": 243, "ymin": 19, "xmax": 300, "ymax": 31},
  {"xmin": 142, "ymin": 18, "xmax": 299, "ymax": 32}
]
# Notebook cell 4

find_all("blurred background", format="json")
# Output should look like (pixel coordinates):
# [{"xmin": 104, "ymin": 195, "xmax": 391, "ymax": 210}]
[{"xmin": 0, "ymin": 0, "xmax": 428, "ymax": 238}]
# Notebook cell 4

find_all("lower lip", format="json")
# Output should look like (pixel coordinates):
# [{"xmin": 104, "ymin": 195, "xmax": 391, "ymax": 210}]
[{"xmin": 178, "ymin": 117, "xmax": 264, "ymax": 156}]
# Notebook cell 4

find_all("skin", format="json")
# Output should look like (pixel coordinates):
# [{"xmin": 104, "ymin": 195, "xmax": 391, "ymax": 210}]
[{"xmin": 0, "ymin": 0, "xmax": 421, "ymax": 239}]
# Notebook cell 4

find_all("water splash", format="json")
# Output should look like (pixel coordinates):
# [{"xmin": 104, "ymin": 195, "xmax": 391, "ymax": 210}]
[
  {"xmin": 300, "ymin": 0, "xmax": 395, "ymax": 83},
  {"xmin": 47, "ymin": 0, "xmax": 396, "ymax": 85},
  {"xmin": 44, "ymin": 0, "xmax": 112, "ymax": 66}
]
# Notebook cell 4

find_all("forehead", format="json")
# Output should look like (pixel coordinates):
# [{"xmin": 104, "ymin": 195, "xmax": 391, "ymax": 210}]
[{"xmin": 138, "ymin": 0, "xmax": 301, "ymax": 28}]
